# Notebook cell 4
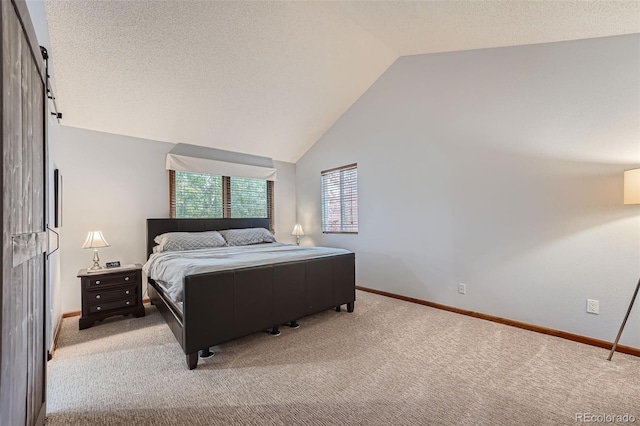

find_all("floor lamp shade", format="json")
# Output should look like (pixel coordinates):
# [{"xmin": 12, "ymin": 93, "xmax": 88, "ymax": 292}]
[{"xmin": 624, "ymin": 168, "xmax": 640, "ymax": 205}]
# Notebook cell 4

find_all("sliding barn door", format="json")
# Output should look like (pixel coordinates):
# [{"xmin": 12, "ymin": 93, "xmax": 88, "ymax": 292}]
[{"xmin": 0, "ymin": 1, "xmax": 47, "ymax": 425}]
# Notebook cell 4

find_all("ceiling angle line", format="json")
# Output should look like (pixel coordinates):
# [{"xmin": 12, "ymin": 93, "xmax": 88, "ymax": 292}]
[{"xmin": 39, "ymin": 46, "xmax": 62, "ymax": 122}]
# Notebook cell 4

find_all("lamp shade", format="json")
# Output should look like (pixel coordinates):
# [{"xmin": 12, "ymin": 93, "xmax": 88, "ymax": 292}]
[
  {"xmin": 82, "ymin": 231, "xmax": 110, "ymax": 249},
  {"xmin": 291, "ymin": 224, "xmax": 304, "ymax": 237},
  {"xmin": 624, "ymin": 169, "xmax": 640, "ymax": 205}
]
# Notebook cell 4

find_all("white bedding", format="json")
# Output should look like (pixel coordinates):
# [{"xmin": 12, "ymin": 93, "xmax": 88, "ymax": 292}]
[{"xmin": 143, "ymin": 243, "xmax": 351, "ymax": 303}]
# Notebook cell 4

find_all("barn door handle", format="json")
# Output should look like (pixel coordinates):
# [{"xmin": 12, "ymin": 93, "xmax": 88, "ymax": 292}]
[{"xmin": 47, "ymin": 226, "xmax": 59, "ymax": 259}]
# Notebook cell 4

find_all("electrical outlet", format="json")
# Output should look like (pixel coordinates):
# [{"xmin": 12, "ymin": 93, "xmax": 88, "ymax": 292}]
[
  {"xmin": 458, "ymin": 283, "xmax": 466, "ymax": 295},
  {"xmin": 586, "ymin": 299, "xmax": 599, "ymax": 314}
]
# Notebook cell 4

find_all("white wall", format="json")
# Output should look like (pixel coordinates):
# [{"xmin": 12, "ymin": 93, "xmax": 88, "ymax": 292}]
[
  {"xmin": 296, "ymin": 34, "xmax": 640, "ymax": 347},
  {"xmin": 56, "ymin": 126, "xmax": 297, "ymax": 312},
  {"xmin": 274, "ymin": 160, "xmax": 297, "ymax": 240}
]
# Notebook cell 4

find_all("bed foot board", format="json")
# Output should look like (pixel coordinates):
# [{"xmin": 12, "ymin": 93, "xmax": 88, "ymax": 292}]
[
  {"xmin": 269, "ymin": 326, "xmax": 281, "ymax": 336},
  {"xmin": 288, "ymin": 320, "xmax": 299, "ymax": 328},
  {"xmin": 186, "ymin": 353, "xmax": 198, "ymax": 370}
]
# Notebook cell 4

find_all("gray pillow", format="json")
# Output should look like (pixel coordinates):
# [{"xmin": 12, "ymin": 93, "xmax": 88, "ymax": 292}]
[
  {"xmin": 153, "ymin": 231, "xmax": 226, "ymax": 252},
  {"xmin": 219, "ymin": 228, "xmax": 276, "ymax": 246}
]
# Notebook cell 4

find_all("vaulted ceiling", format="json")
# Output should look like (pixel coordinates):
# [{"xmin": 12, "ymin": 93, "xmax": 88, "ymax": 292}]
[{"xmin": 44, "ymin": 1, "xmax": 640, "ymax": 163}]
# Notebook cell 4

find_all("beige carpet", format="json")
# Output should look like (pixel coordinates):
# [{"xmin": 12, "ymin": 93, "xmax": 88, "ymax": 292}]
[{"xmin": 46, "ymin": 290, "xmax": 639, "ymax": 425}]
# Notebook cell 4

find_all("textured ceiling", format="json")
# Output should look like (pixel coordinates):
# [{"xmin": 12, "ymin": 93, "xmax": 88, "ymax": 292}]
[{"xmin": 44, "ymin": 1, "xmax": 640, "ymax": 163}]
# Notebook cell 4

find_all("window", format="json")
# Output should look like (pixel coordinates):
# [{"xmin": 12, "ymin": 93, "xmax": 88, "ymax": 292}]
[
  {"xmin": 172, "ymin": 171, "xmax": 223, "ymax": 218},
  {"xmin": 321, "ymin": 164, "xmax": 358, "ymax": 233},
  {"xmin": 170, "ymin": 170, "xmax": 274, "ymax": 231},
  {"xmin": 230, "ymin": 176, "xmax": 269, "ymax": 218}
]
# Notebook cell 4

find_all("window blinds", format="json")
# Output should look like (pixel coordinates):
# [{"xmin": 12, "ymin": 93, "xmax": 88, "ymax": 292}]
[
  {"xmin": 170, "ymin": 171, "xmax": 275, "ymax": 231},
  {"xmin": 321, "ymin": 164, "xmax": 358, "ymax": 233},
  {"xmin": 230, "ymin": 176, "xmax": 268, "ymax": 218},
  {"xmin": 171, "ymin": 171, "xmax": 224, "ymax": 218}
]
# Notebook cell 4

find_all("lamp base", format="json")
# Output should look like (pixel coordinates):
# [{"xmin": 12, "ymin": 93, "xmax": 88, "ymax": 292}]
[
  {"xmin": 607, "ymin": 276, "xmax": 640, "ymax": 360},
  {"xmin": 89, "ymin": 248, "xmax": 102, "ymax": 270}
]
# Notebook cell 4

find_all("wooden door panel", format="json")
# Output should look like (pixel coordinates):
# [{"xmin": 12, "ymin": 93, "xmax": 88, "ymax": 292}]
[
  {"xmin": 31, "ymin": 60, "xmax": 44, "ymax": 230},
  {"xmin": 1, "ymin": 1, "xmax": 47, "ymax": 425},
  {"xmin": 1, "ymin": 2, "xmax": 28, "ymax": 424},
  {"xmin": 27, "ymin": 256, "xmax": 45, "ymax": 426},
  {"xmin": 22, "ymin": 34, "xmax": 34, "ymax": 234}
]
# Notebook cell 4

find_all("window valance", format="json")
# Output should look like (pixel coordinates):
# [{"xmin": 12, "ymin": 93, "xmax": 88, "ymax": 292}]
[{"xmin": 165, "ymin": 153, "xmax": 277, "ymax": 181}]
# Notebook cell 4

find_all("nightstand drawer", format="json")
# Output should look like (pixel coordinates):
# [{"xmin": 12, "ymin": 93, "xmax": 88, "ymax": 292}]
[
  {"xmin": 88, "ymin": 285, "xmax": 137, "ymax": 302},
  {"xmin": 89, "ymin": 297, "xmax": 137, "ymax": 314},
  {"xmin": 86, "ymin": 271, "xmax": 138, "ymax": 289}
]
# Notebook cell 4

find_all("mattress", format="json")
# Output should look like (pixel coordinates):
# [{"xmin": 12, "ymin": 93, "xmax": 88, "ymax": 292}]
[{"xmin": 143, "ymin": 242, "xmax": 351, "ymax": 304}]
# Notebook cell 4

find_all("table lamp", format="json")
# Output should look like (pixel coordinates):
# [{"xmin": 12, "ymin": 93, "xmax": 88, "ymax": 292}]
[
  {"xmin": 82, "ymin": 230, "xmax": 110, "ymax": 270},
  {"xmin": 291, "ymin": 224, "xmax": 304, "ymax": 245}
]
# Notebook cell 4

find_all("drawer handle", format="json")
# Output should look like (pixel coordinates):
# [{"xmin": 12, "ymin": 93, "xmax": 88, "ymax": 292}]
[
  {"xmin": 125, "ymin": 290, "xmax": 130, "ymax": 295},
  {"xmin": 96, "ymin": 306, "xmax": 101, "ymax": 311},
  {"xmin": 125, "ymin": 277, "xmax": 130, "ymax": 281},
  {"xmin": 125, "ymin": 301, "xmax": 130, "ymax": 305},
  {"xmin": 96, "ymin": 294, "xmax": 101, "ymax": 299},
  {"xmin": 95, "ymin": 280, "xmax": 101, "ymax": 285}
]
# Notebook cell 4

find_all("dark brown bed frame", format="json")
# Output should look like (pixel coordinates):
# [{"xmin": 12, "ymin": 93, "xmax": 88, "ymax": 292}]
[{"xmin": 146, "ymin": 218, "xmax": 356, "ymax": 369}]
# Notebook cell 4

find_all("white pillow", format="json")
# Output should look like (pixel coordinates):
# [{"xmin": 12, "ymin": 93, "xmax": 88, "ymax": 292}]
[
  {"xmin": 219, "ymin": 228, "xmax": 276, "ymax": 246},
  {"xmin": 153, "ymin": 231, "xmax": 226, "ymax": 252}
]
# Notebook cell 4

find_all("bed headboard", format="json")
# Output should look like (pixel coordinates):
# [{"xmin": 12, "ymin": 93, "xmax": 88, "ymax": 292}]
[{"xmin": 146, "ymin": 218, "xmax": 271, "ymax": 259}]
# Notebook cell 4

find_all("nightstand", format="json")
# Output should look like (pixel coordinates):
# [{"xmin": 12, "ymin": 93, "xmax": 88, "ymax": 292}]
[{"xmin": 77, "ymin": 264, "xmax": 145, "ymax": 330}]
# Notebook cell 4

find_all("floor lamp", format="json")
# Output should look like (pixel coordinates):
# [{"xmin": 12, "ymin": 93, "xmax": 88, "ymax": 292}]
[{"xmin": 608, "ymin": 168, "xmax": 640, "ymax": 361}]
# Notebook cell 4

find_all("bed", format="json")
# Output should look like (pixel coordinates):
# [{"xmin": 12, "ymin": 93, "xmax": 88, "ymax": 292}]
[{"xmin": 144, "ymin": 218, "xmax": 356, "ymax": 369}]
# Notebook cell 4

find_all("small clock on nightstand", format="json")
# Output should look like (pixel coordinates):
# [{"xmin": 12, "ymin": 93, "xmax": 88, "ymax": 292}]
[{"xmin": 77, "ymin": 264, "xmax": 145, "ymax": 330}]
